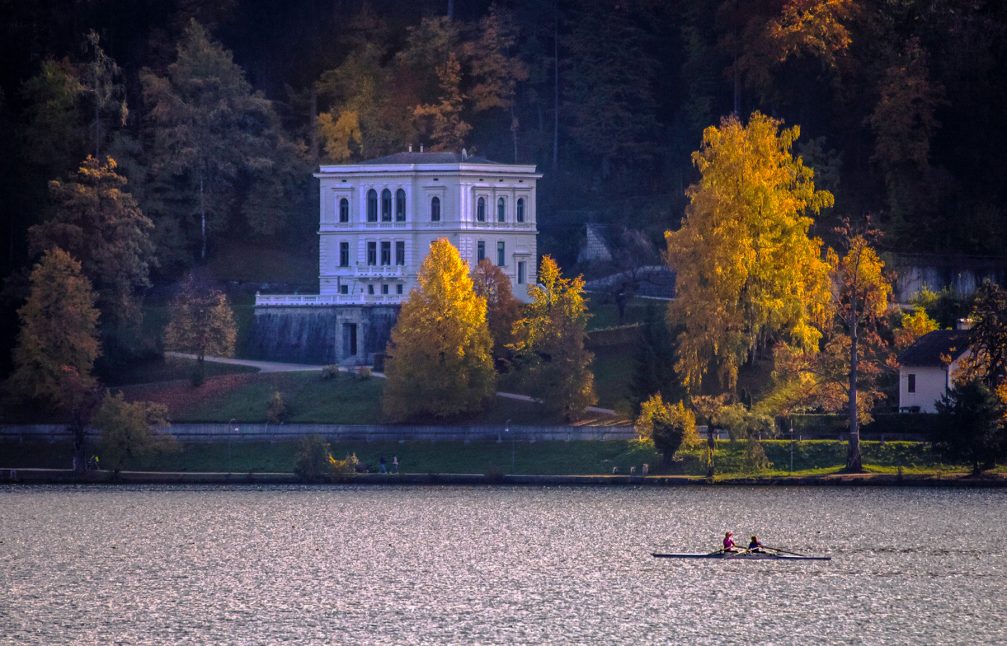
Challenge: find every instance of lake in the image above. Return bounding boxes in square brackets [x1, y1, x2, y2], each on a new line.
[2, 485, 1004, 644]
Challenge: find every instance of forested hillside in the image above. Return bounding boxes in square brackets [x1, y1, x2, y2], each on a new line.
[2, 0, 1006, 375]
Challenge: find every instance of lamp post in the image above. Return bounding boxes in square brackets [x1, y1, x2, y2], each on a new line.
[790, 422, 795, 473]
[505, 419, 514, 473]
[228, 418, 239, 473]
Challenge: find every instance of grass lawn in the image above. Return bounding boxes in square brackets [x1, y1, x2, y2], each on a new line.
[119, 370, 617, 426]
[4, 438, 975, 477]
[104, 357, 259, 387]
[586, 295, 654, 330]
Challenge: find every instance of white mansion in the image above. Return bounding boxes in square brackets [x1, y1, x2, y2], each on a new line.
[252, 151, 541, 364]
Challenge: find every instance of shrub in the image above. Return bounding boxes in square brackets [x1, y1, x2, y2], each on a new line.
[294, 435, 334, 481]
[328, 452, 359, 475]
[94, 392, 176, 474]
[742, 439, 772, 473]
[356, 366, 372, 380]
[321, 365, 341, 380]
[266, 390, 287, 423]
[635, 393, 698, 466]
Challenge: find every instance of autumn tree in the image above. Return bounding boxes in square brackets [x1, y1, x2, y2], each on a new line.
[142, 20, 304, 259]
[894, 308, 939, 351]
[30, 156, 154, 338]
[510, 256, 596, 420]
[163, 273, 237, 385]
[94, 392, 173, 475]
[472, 258, 521, 362]
[828, 229, 893, 471]
[413, 52, 471, 151]
[635, 394, 698, 467]
[665, 112, 833, 393]
[383, 239, 495, 421]
[7, 248, 100, 407]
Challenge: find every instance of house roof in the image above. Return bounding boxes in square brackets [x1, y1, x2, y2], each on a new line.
[898, 329, 972, 367]
[360, 151, 500, 165]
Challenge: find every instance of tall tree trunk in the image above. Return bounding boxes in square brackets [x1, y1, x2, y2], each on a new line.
[510, 103, 519, 162]
[846, 319, 862, 472]
[199, 173, 207, 260]
[309, 86, 319, 163]
[552, 0, 560, 171]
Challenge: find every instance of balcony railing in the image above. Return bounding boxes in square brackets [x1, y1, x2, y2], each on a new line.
[354, 264, 406, 278]
[255, 292, 405, 307]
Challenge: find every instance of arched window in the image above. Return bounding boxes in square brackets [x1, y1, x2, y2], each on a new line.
[339, 198, 349, 223]
[431, 196, 441, 222]
[477, 197, 486, 222]
[395, 189, 406, 221]
[516, 198, 525, 223]
[367, 190, 377, 222]
[381, 189, 392, 222]
[497, 197, 506, 222]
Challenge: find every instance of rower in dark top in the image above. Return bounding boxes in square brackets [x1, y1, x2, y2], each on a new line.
[723, 531, 737, 553]
[748, 535, 765, 553]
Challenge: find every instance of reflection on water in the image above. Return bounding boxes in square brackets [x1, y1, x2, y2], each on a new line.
[2, 485, 1004, 644]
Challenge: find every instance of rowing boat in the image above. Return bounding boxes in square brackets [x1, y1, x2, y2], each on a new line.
[652, 552, 831, 561]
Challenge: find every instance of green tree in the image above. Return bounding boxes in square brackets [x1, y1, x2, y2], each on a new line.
[383, 239, 495, 421]
[665, 112, 833, 393]
[934, 379, 1006, 476]
[7, 248, 100, 407]
[163, 273, 237, 385]
[631, 304, 683, 412]
[635, 394, 698, 467]
[266, 390, 288, 423]
[94, 392, 173, 475]
[80, 30, 128, 159]
[959, 281, 1007, 392]
[142, 20, 302, 259]
[472, 258, 521, 363]
[510, 256, 596, 420]
[30, 156, 154, 335]
[19, 58, 86, 176]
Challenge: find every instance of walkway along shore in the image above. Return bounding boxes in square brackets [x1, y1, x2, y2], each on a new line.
[2, 468, 1005, 487]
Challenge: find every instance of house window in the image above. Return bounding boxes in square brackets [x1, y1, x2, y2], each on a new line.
[381, 189, 392, 222]
[367, 241, 376, 266]
[908, 373, 916, 393]
[497, 241, 505, 267]
[339, 198, 349, 223]
[431, 196, 441, 222]
[518, 261, 526, 285]
[339, 242, 349, 267]
[395, 241, 405, 265]
[396, 189, 406, 221]
[367, 284, 374, 295]
[497, 197, 506, 222]
[396, 284, 403, 295]
[382, 283, 389, 295]
[339, 284, 348, 295]
[477, 197, 486, 222]
[367, 189, 377, 222]
[516, 198, 525, 223]
[477, 240, 485, 262]
[380, 241, 391, 265]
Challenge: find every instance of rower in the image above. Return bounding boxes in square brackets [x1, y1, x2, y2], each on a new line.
[748, 535, 765, 553]
[723, 531, 737, 553]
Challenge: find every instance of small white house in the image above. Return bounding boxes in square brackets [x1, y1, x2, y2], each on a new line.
[897, 330, 972, 413]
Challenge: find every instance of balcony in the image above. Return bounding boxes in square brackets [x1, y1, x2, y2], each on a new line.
[354, 264, 406, 278]
[255, 292, 405, 307]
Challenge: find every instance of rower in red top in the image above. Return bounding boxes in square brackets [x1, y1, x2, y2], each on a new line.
[723, 531, 737, 553]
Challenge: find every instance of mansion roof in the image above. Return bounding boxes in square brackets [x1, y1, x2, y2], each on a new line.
[359, 151, 500, 165]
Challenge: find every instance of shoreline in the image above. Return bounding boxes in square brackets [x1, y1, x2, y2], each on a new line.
[2, 468, 1005, 487]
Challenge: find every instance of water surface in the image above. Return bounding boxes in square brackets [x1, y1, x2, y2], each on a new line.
[2, 485, 1004, 644]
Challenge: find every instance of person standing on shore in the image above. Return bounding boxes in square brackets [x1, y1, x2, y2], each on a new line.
[392, 455, 399, 474]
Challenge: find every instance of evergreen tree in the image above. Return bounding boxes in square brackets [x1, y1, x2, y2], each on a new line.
[7, 248, 100, 407]
[383, 239, 495, 421]
[935, 379, 1006, 476]
[510, 256, 596, 420]
[630, 304, 683, 413]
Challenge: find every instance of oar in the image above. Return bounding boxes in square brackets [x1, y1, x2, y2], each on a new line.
[763, 545, 806, 557]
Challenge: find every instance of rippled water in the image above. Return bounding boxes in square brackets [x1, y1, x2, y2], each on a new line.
[2, 485, 1005, 644]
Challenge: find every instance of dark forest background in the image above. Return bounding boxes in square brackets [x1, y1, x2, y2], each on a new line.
[2, 0, 1007, 373]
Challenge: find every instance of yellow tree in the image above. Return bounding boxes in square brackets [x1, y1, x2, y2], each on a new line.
[665, 111, 833, 393]
[163, 273, 237, 385]
[383, 239, 494, 421]
[894, 308, 939, 351]
[8, 248, 101, 408]
[510, 256, 596, 420]
[828, 231, 893, 471]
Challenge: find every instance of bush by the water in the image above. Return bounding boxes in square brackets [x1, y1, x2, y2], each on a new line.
[293, 435, 357, 481]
